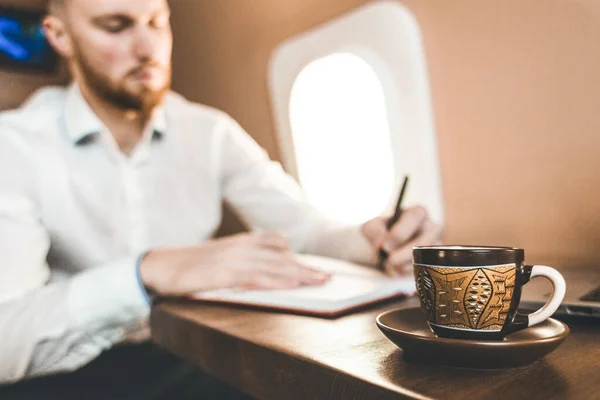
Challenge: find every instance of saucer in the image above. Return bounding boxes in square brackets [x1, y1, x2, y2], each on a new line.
[376, 307, 569, 369]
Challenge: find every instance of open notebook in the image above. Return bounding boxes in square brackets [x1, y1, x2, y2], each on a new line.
[190, 254, 416, 317]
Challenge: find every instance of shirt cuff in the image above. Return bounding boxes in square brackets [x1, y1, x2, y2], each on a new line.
[68, 256, 151, 331]
[135, 251, 153, 305]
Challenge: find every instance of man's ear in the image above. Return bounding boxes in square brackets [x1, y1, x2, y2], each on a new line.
[42, 15, 73, 58]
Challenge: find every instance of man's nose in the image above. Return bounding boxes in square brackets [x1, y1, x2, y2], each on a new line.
[133, 27, 155, 61]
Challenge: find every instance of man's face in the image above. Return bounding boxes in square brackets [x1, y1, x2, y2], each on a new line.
[61, 0, 173, 111]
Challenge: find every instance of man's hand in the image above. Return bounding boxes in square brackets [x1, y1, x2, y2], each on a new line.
[140, 232, 330, 296]
[361, 206, 443, 277]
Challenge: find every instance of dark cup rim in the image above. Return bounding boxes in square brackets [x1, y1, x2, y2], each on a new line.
[413, 245, 525, 267]
[413, 245, 522, 252]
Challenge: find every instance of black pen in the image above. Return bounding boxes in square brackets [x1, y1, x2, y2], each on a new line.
[377, 176, 409, 270]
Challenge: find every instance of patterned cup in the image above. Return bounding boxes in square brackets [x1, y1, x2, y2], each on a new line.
[413, 246, 566, 340]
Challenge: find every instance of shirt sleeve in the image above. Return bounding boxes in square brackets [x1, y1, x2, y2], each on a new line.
[0, 129, 149, 384]
[216, 115, 374, 265]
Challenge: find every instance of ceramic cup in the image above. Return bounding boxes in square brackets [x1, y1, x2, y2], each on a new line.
[413, 246, 566, 340]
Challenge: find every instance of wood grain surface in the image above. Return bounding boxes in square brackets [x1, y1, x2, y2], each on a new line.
[151, 297, 600, 400]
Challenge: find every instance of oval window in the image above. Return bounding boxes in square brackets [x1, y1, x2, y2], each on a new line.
[289, 52, 395, 224]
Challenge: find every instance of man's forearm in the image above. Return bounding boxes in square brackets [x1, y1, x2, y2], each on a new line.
[0, 257, 149, 384]
[304, 223, 376, 266]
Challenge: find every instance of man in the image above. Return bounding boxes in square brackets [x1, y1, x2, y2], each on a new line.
[0, 0, 442, 397]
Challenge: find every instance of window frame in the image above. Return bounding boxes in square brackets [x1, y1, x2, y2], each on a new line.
[267, 0, 444, 223]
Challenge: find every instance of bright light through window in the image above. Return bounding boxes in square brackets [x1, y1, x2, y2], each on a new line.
[289, 52, 395, 224]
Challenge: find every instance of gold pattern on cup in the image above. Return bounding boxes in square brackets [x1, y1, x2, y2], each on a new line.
[414, 264, 517, 331]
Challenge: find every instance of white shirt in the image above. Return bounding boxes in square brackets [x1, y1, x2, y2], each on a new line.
[0, 85, 371, 383]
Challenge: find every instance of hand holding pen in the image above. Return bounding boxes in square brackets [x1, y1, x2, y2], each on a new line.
[361, 176, 443, 277]
[377, 176, 410, 269]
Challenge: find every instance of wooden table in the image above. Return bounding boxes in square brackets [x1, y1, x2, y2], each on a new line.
[151, 297, 600, 400]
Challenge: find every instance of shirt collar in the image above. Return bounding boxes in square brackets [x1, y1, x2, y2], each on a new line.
[151, 106, 167, 140]
[64, 83, 168, 145]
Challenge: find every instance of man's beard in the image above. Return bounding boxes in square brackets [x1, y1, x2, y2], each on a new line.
[75, 50, 171, 114]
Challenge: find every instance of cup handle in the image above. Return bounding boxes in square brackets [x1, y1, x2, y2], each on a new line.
[522, 265, 567, 327]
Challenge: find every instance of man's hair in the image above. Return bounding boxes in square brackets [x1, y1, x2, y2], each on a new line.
[47, 0, 66, 15]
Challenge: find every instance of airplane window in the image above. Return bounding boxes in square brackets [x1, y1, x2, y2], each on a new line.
[289, 52, 394, 224]
[269, 1, 444, 225]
